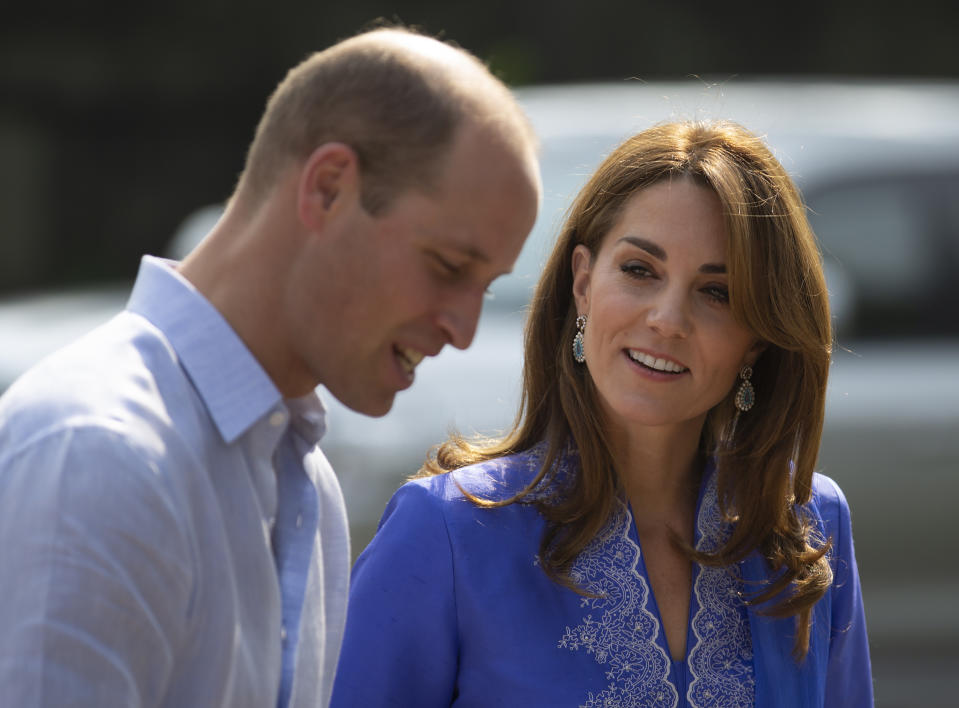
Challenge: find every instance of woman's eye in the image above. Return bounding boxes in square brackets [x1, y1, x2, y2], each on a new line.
[703, 285, 730, 304]
[620, 262, 653, 278]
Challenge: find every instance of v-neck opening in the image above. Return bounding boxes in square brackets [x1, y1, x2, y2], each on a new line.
[557, 450, 756, 707]
[625, 466, 711, 665]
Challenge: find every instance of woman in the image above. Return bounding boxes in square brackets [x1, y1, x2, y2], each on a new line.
[331, 121, 873, 707]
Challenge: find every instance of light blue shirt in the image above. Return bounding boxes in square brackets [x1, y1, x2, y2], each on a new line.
[0, 256, 350, 707]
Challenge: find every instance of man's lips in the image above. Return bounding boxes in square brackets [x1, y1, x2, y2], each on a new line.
[395, 346, 426, 378]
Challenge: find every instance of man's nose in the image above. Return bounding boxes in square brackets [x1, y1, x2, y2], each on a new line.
[436, 288, 485, 350]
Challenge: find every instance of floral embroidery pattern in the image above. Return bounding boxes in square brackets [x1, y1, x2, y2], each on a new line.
[558, 466, 755, 708]
[558, 499, 677, 708]
[687, 473, 755, 706]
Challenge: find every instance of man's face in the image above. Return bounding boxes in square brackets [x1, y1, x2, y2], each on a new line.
[285, 125, 540, 416]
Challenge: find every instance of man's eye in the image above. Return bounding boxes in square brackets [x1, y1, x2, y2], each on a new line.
[432, 253, 462, 276]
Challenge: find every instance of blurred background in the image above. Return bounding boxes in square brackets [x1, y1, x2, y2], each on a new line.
[2, 2, 958, 706]
[3, 0, 959, 295]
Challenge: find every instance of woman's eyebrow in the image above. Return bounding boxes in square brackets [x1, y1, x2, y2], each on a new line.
[618, 235, 726, 273]
[618, 236, 666, 260]
[700, 263, 726, 274]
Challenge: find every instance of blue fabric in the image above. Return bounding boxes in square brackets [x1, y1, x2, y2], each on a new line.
[744, 475, 874, 707]
[272, 415, 321, 708]
[0, 257, 350, 708]
[332, 446, 873, 707]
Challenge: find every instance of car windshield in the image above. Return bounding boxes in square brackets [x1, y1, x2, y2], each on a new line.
[808, 170, 959, 340]
[486, 134, 618, 310]
[487, 129, 959, 345]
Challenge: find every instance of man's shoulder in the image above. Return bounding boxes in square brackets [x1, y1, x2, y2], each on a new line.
[0, 312, 194, 456]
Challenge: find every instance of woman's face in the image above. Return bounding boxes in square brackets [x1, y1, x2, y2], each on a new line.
[571, 177, 764, 433]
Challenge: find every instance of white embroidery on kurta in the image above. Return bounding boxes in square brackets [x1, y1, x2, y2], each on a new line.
[558, 469, 755, 708]
[687, 473, 755, 707]
[558, 499, 678, 708]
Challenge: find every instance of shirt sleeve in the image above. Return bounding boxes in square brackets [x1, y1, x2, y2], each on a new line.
[331, 480, 459, 707]
[0, 424, 193, 708]
[819, 476, 875, 707]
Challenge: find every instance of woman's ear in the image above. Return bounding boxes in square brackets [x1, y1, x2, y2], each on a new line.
[296, 142, 360, 231]
[745, 339, 768, 367]
[571, 244, 593, 316]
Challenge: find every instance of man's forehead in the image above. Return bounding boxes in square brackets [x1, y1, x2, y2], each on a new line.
[426, 230, 521, 277]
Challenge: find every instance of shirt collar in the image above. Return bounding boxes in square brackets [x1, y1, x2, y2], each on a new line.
[126, 255, 287, 444]
[286, 391, 328, 446]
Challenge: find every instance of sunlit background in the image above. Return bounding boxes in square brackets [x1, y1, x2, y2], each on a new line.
[2, 3, 958, 705]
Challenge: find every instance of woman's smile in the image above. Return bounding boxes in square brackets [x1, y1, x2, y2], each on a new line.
[625, 349, 689, 374]
[572, 177, 765, 431]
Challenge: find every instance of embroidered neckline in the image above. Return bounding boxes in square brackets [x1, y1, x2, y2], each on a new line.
[687, 472, 755, 706]
[557, 465, 755, 708]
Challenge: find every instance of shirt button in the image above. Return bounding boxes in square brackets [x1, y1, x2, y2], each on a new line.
[295, 514, 303, 529]
[269, 411, 286, 427]
[281, 625, 288, 642]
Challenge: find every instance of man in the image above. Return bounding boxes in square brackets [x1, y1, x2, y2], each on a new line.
[0, 27, 539, 707]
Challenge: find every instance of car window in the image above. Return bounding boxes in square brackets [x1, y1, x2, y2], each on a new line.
[487, 135, 619, 310]
[489, 138, 959, 345]
[808, 171, 959, 340]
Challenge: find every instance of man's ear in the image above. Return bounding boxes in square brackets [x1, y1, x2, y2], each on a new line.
[571, 244, 593, 316]
[296, 143, 360, 232]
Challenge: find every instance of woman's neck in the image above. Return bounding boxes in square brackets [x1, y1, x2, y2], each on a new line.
[607, 417, 705, 522]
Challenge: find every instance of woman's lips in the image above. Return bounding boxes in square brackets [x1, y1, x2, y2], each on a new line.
[626, 349, 688, 373]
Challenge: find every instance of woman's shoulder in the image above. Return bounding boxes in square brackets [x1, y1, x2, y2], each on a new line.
[405, 441, 577, 506]
[805, 472, 858, 570]
[368, 444, 566, 551]
[808, 472, 851, 522]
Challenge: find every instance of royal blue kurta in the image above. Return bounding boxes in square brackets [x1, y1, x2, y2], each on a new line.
[331, 446, 872, 707]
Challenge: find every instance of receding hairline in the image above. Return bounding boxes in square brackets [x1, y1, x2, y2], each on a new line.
[338, 31, 540, 200]
[340, 27, 485, 73]
[340, 28, 535, 141]
[235, 26, 536, 209]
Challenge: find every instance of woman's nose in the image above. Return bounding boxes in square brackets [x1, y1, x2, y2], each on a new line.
[645, 288, 691, 338]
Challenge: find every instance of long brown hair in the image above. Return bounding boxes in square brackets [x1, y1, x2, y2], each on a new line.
[419, 120, 834, 658]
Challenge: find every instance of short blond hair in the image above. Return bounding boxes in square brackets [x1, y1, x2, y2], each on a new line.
[238, 27, 532, 214]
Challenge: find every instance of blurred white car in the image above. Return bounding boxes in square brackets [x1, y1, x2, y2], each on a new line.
[2, 80, 958, 703]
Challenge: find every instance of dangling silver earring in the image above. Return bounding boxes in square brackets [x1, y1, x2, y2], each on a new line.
[734, 365, 755, 412]
[572, 315, 587, 363]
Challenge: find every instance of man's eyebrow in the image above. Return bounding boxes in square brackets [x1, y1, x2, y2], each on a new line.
[447, 242, 490, 263]
[618, 235, 726, 274]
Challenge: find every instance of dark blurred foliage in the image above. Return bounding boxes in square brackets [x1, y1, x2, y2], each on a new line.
[1, 0, 957, 293]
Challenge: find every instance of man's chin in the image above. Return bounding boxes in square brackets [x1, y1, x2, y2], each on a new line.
[362, 401, 394, 418]
[338, 391, 397, 419]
